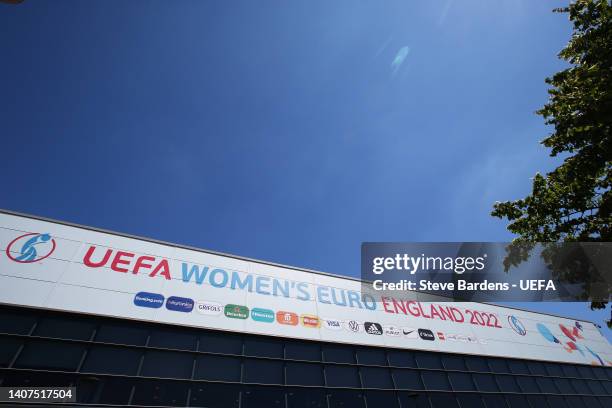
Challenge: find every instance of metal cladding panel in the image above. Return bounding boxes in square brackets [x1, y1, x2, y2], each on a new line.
[0, 211, 610, 367]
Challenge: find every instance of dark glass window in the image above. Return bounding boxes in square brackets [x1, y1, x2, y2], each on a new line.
[365, 390, 399, 407]
[356, 347, 387, 366]
[388, 350, 417, 368]
[132, 380, 188, 406]
[506, 394, 529, 408]
[361, 366, 393, 389]
[443, 354, 467, 371]
[199, 331, 242, 355]
[325, 365, 361, 387]
[553, 377, 576, 394]
[561, 364, 580, 378]
[496, 375, 520, 392]
[526, 395, 550, 408]
[465, 356, 490, 372]
[1, 370, 73, 387]
[597, 396, 612, 407]
[527, 360, 547, 376]
[489, 358, 510, 373]
[577, 365, 595, 379]
[328, 389, 365, 408]
[0, 337, 21, 367]
[323, 344, 355, 364]
[546, 395, 570, 408]
[473, 373, 499, 392]
[286, 362, 323, 386]
[33, 316, 96, 341]
[244, 337, 283, 358]
[415, 352, 443, 369]
[81, 345, 141, 375]
[398, 392, 430, 408]
[458, 393, 486, 408]
[508, 359, 529, 374]
[95, 321, 149, 346]
[591, 367, 607, 380]
[517, 376, 539, 393]
[148, 328, 196, 351]
[14, 339, 85, 371]
[242, 386, 285, 408]
[564, 396, 588, 408]
[0, 308, 37, 334]
[243, 358, 283, 384]
[448, 372, 476, 391]
[140, 350, 193, 379]
[285, 341, 320, 361]
[602, 380, 612, 394]
[421, 371, 451, 390]
[586, 380, 606, 395]
[572, 378, 591, 394]
[536, 377, 559, 394]
[286, 388, 327, 408]
[430, 393, 460, 408]
[189, 383, 240, 408]
[75, 376, 134, 405]
[194, 355, 241, 382]
[482, 394, 508, 408]
[545, 362, 563, 377]
[392, 369, 424, 390]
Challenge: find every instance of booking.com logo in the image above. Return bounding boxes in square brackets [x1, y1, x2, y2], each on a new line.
[6, 232, 56, 263]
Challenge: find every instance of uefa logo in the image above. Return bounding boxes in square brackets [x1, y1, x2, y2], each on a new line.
[508, 315, 527, 336]
[6, 232, 56, 263]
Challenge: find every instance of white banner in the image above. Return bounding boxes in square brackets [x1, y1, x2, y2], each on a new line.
[0, 211, 610, 367]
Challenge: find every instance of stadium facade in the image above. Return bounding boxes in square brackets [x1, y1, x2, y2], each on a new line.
[0, 210, 611, 407]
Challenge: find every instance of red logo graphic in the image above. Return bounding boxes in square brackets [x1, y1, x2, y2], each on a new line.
[276, 311, 298, 326]
[6, 233, 56, 263]
[437, 332, 445, 340]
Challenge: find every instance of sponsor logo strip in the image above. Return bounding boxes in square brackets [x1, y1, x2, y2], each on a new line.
[166, 296, 194, 312]
[225, 304, 249, 319]
[133, 292, 164, 309]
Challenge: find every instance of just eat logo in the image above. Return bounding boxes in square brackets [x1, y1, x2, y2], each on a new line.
[83, 246, 171, 280]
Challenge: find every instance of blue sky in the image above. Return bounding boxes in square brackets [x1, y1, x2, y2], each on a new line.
[1, 1, 609, 339]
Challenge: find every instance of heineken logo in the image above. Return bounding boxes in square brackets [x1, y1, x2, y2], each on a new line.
[224, 304, 249, 319]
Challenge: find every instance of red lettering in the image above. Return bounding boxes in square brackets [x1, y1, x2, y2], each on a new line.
[450, 307, 464, 323]
[381, 297, 394, 313]
[418, 302, 431, 319]
[430, 304, 443, 320]
[111, 251, 134, 273]
[407, 301, 421, 317]
[392, 298, 407, 315]
[133, 256, 155, 275]
[150, 259, 171, 280]
[83, 246, 112, 268]
[439, 305, 455, 321]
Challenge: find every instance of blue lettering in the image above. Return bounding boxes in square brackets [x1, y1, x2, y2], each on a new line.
[317, 286, 331, 304]
[210, 268, 228, 288]
[362, 294, 377, 310]
[296, 282, 310, 301]
[256, 276, 271, 295]
[331, 288, 347, 307]
[181, 263, 209, 284]
[231, 272, 253, 291]
[347, 290, 363, 309]
[272, 279, 290, 298]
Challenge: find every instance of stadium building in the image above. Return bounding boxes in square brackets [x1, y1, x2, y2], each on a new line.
[0, 210, 611, 407]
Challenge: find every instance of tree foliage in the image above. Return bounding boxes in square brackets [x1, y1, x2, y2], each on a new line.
[491, 0, 611, 325]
